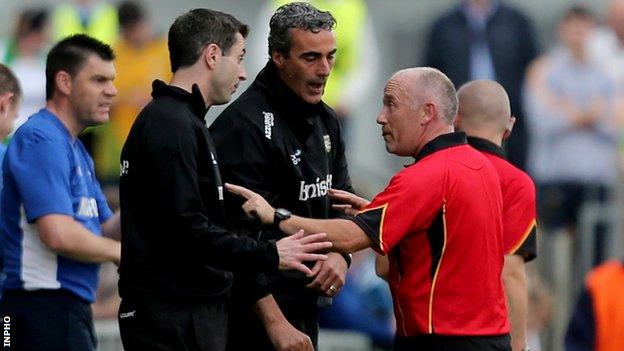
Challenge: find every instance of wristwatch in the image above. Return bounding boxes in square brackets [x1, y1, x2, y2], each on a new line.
[273, 208, 292, 230]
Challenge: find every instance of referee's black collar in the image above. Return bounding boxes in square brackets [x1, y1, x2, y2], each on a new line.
[414, 132, 468, 163]
[467, 136, 506, 159]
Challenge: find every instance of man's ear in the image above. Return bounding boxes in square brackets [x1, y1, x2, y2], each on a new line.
[204, 43, 221, 70]
[271, 50, 286, 69]
[0, 92, 12, 117]
[55, 71, 72, 96]
[503, 116, 517, 140]
[420, 102, 436, 125]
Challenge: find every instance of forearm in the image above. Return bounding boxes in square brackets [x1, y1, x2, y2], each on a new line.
[278, 216, 372, 254]
[101, 211, 121, 240]
[38, 215, 120, 264]
[503, 255, 528, 351]
[254, 295, 289, 329]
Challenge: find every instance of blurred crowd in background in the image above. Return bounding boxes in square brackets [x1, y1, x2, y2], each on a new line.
[1, 0, 624, 350]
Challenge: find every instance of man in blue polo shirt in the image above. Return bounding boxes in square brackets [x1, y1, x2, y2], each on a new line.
[0, 34, 120, 351]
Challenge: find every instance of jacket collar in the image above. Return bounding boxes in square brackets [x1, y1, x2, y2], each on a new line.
[467, 136, 506, 159]
[414, 132, 468, 163]
[253, 60, 325, 128]
[151, 79, 208, 119]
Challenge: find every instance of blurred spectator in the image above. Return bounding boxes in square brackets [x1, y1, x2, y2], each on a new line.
[93, 0, 170, 183]
[588, 0, 624, 127]
[0, 64, 22, 298]
[52, 0, 118, 45]
[525, 6, 617, 265]
[565, 259, 624, 351]
[251, 0, 379, 143]
[423, 0, 538, 171]
[526, 266, 553, 351]
[0, 8, 49, 130]
[319, 250, 394, 349]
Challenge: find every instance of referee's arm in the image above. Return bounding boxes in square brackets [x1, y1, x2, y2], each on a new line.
[227, 183, 374, 253]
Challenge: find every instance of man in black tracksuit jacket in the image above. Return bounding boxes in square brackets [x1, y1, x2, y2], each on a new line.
[210, 4, 353, 350]
[117, 9, 331, 351]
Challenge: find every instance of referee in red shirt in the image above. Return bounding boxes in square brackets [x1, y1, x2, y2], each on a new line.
[455, 80, 537, 351]
[228, 67, 512, 350]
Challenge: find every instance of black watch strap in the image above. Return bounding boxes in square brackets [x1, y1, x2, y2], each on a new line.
[273, 208, 291, 231]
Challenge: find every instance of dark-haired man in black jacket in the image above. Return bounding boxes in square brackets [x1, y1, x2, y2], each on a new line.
[118, 8, 331, 351]
[210, 3, 353, 351]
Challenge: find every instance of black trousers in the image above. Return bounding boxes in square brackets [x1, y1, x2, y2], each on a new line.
[395, 334, 511, 351]
[118, 297, 228, 351]
[0, 289, 97, 351]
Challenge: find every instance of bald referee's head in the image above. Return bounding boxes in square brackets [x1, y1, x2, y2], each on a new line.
[455, 80, 515, 146]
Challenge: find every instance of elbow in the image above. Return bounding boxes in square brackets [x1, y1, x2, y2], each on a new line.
[375, 262, 389, 281]
[40, 228, 69, 253]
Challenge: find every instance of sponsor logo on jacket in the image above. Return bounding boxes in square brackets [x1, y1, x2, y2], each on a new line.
[263, 111, 274, 139]
[120, 160, 129, 176]
[323, 135, 331, 153]
[299, 175, 333, 201]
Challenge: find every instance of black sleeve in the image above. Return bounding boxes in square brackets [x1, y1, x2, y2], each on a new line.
[513, 224, 537, 262]
[565, 287, 595, 351]
[517, 11, 539, 70]
[327, 117, 354, 267]
[151, 113, 279, 274]
[331, 118, 354, 194]
[211, 111, 278, 302]
[423, 19, 443, 68]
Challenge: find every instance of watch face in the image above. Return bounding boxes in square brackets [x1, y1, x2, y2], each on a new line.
[275, 208, 291, 219]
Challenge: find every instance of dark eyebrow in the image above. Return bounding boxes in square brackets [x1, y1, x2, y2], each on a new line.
[92, 74, 113, 81]
[300, 51, 322, 58]
[300, 48, 337, 59]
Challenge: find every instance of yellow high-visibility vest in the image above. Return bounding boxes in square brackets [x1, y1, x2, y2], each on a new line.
[52, 2, 119, 45]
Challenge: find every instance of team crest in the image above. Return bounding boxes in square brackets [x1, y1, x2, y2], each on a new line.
[323, 135, 331, 153]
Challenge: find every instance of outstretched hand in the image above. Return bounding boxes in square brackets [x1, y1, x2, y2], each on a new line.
[328, 188, 370, 216]
[226, 183, 275, 225]
[226, 183, 333, 276]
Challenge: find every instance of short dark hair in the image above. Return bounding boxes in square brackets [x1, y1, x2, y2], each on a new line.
[0, 63, 22, 101]
[168, 8, 248, 72]
[268, 2, 336, 57]
[45, 34, 115, 100]
[562, 5, 595, 22]
[14, 8, 48, 39]
[118, 1, 145, 29]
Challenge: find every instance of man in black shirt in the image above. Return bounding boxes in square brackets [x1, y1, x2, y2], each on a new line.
[210, 3, 353, 350]
[118, 9, 331, 351]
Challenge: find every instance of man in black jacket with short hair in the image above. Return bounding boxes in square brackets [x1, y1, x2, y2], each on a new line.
[118, 8, 331, 351]
[210, 3, 353, 351]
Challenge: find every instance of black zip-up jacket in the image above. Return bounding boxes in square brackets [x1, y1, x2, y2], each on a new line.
[210, 62, 354, 307]
[118, 80, 279, 300]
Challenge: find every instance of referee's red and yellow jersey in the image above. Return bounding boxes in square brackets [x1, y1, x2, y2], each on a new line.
[467, 137, 537, 262]
[351, 132, 510, 337]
